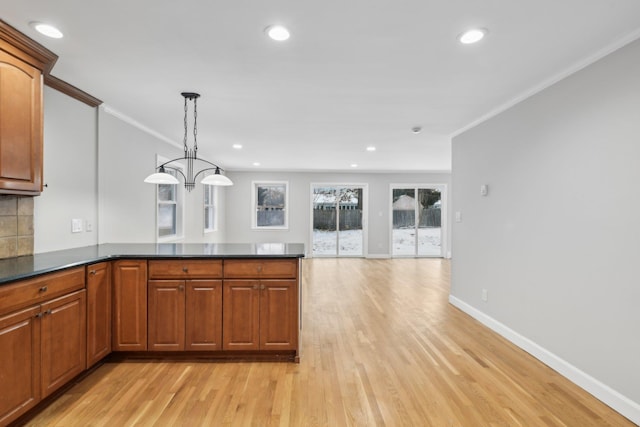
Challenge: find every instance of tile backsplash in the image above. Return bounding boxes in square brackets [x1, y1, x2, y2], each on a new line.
[0, 195, 34, 258]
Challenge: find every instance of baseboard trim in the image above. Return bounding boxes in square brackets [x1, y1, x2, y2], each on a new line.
[366, 254, 391, 259]
[448, 295, 640, 425]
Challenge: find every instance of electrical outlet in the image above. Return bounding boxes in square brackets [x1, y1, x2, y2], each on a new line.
[481, 289, 488, 302]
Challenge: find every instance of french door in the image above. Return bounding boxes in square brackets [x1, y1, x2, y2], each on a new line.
[311, 185, 366, 257]
[391, 185, 444, 257]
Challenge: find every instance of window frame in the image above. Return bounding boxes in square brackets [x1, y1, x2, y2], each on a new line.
[251, 180, 289, 230]
[156, 155, 185, 242]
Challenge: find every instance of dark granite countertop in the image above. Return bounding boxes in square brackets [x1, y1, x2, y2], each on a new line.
[0, 243, 306, 285]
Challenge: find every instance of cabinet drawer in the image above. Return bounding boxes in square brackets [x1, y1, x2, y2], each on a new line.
[148, 260, 223, 279]
[0, 267, 85, 315]
[224, 259, 298, 279]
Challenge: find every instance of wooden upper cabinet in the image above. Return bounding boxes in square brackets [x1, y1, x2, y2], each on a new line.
[0, 21, 56, 196]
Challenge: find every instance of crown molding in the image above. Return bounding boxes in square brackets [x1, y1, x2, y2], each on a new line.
[44, 74, 102, 107]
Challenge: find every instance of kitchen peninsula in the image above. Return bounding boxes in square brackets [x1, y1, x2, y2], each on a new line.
[0, 243, 304, 426]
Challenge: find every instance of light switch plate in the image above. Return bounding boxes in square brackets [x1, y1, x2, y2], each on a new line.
[71, 218, 83, 233]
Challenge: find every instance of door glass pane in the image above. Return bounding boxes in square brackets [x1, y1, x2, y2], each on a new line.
[417, 188, 442, 256]
[312, 187, 337, 255]
[392, 188, 416, 256]
[338, 188, 363, 256]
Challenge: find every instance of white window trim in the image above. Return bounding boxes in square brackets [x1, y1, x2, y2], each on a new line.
[156, 154, 185, 243]
[251, 180, 289, 230]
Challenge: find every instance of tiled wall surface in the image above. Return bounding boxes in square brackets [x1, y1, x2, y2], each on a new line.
[0, 195, 34, 259]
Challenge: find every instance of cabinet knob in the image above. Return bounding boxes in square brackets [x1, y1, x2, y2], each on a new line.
[252, 284, 259, 290]
[179, 285, 184, 291]
[39, 286, 48, 293]
[44, 309, 52, 316]
[182, 267, 189, 273]
[260, 284, 265, 290]
[89, 270, 97, 275]
[35, 312, 43, 318]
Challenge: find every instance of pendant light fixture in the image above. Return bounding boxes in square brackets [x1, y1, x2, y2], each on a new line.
[144, 92, 233, 191]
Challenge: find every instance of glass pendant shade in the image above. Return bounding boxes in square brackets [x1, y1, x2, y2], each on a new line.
[144, 171, 179, 184]
[201, 172, 233, 186]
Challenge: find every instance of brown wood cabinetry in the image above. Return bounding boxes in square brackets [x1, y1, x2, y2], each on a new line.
[0, 267, 85, 426]
[223, 259, 299, 352]
[86, 262, 111, 367]
[148, 260, 222, 351]
[40, 290, 86, 398]
[0, 305, 40, 425]
[112, 260, 147, 351]
[0, 22, 56, 196]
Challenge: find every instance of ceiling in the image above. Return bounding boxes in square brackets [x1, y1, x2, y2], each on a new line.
[3, 1, 640, 172]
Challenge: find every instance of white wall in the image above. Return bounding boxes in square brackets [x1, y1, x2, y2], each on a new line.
[34, 87, 98, 253]
[225, 171, 451, 257]
[451, 39, 640, 422]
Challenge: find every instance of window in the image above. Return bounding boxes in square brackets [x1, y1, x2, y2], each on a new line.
[204, 184, 216, 232]
[252, 181, 288, 229]
[156, 157, 184, 241]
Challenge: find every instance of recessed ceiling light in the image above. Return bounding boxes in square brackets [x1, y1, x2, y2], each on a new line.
[232, 144, 243, 149]
[265, 25, 290, 41]
[350, 163, 358, 168]
[412, 126, 422, 134]
[253, 162, 261, 167]
[30, 22, 64, 39]
[458, 28, 487, 44]
[366, 146, 376, 152]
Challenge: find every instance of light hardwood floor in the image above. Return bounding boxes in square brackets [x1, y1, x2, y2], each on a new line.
[25, 259, 634, 426]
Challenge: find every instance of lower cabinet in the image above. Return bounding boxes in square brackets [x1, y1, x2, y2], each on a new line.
[222, 280, 298, 351]
[86, 262, 111, 368]
[0, 289, 86, 425]
[112, 260, 147, 351]
[0, 305, 40, 425]
[148, 280, 222, 351]
[40, 290, 87, 398]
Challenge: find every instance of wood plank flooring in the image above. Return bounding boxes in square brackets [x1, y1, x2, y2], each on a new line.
[24, 258, 634, 426]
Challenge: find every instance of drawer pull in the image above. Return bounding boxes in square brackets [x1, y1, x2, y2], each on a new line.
[257, 265, 263, 273]
[39, 286, 48, 293]
[182, 267, 189, 273]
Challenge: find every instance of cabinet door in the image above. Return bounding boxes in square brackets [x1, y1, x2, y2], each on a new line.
[259, 280, 298, 350]
[222, 280, 260, 350]
[148, 280, 185, 351]
[0, 49, 43, 195]
[40, 290, 86, 399]
[112, 260, 147, 351]
[185, 280, 222, 351]
[0, 305, 40, 425]
[86, 262, 111, 367]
